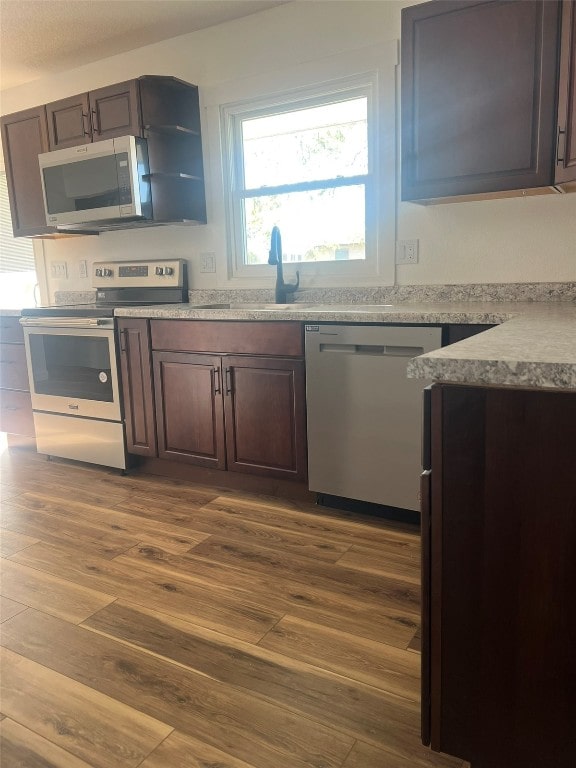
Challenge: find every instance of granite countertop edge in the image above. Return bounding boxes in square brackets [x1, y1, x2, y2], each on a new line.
[115, 301, 576, 392]
[4, 301, 574, 391]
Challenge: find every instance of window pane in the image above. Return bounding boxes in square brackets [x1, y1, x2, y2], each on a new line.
[244, 185, 365, 265]
[0, 173, 35, 272]
[0, 172, 37, 309]
[242, 98, 367, 188]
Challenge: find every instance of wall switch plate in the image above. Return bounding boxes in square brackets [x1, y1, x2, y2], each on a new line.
[50, 261, 68, 279]
[78, 260, 88, 279]
[396, 239, 419, 265]
[200, 252, 216, 273]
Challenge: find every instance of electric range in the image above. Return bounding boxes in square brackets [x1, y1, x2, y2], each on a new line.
[20, 258, 188, 470]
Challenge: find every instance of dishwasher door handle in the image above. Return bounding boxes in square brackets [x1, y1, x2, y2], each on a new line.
[319, 343, 423, 357]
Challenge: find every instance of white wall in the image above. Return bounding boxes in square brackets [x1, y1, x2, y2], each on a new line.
[2, 0, 575, 300]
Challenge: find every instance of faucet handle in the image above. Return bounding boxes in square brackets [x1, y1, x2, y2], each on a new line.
[283, 270, 300, 294]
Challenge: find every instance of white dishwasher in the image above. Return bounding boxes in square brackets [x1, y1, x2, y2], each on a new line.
[305, 324, 442, 511]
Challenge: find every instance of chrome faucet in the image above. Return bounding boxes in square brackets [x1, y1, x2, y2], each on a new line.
[268, 226, 299, 304]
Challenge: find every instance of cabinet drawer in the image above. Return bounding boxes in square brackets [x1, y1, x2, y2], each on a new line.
[0, 343, 30, 390]
[151, 320, 304, 357]
[0, 389, 34, 436]
[0, 316, 24, 343]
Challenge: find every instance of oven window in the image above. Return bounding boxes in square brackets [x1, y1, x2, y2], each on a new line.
[29, 334, 114, 402]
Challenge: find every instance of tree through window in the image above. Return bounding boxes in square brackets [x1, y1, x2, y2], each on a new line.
[227, 91, 370, 267]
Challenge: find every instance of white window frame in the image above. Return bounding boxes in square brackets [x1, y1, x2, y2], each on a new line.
[204, 43, 398, 287]
[223, 79, 374, 276]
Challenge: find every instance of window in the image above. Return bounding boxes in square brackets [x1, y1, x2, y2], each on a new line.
[0, 172, 38, 308]
[208, 43, 398, 285]
[230, 90, 370, 266]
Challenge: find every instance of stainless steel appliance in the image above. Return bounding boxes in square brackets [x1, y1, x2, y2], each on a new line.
[21, 258, 187, 469]
[305, 324, 442, 511]
[38, 135, 152, 229]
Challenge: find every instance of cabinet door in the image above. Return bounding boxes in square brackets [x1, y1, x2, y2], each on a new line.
[223, 356, 307, 481]
[153, 351, 225, 469]
[118, 319, 157, 457]
[555, 0, 576, 184]
[89, 80, 142, 142]
[429, 384, 576, 767]
[0, 106, 55, 236]
[0, 390, 34, 437]
[0, 343, 29, 391]
[401, 0, 561, 200]
[46, 93, 91, 150]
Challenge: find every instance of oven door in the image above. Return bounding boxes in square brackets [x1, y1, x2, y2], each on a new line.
[21, 320, 121, 421]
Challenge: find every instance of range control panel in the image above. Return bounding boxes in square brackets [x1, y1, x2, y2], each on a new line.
[92, 259, 186, 289]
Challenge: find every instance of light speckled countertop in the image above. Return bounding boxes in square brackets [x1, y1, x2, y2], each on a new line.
[115, 300, 576, 392]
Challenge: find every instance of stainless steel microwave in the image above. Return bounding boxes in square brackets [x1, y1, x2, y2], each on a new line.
[38, 135, 152, 228]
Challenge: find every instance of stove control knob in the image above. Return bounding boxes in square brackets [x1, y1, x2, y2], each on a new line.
[103, 268, 113, 277]
[95, 268, 103, 277]
[164, 267, 174, 276]
[156, 267, 164, 276]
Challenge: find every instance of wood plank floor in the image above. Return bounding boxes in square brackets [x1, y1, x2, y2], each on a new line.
[0, 437, 467, 768]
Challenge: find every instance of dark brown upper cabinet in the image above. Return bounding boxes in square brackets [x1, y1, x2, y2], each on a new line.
[1, 75, 206, 236]
[46, 80, 141, 150]
[401, 0, 575, 202]
[556, 0, 576, 186]
[0, 106, 57, 237]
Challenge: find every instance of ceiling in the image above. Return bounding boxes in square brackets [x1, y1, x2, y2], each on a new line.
[0, 0, 292, 90]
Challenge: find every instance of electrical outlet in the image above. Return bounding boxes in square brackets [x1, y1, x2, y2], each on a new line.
[396, 240, 419, 265]
[50, 261, 68, 279]
[78, 260, 88, 279]
[200, 252, 216, 273]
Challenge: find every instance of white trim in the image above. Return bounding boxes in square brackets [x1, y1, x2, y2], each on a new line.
[203, 42, 398, 287]
[33, 239, 50, 307]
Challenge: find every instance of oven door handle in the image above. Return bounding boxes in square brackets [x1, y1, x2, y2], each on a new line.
[19, 317, 113, 328]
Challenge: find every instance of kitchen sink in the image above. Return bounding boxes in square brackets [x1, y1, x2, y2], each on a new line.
[189, 303, 394, 311]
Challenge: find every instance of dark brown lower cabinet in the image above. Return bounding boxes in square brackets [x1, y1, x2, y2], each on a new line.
[118, 319, 156, 456]
[424, 384, 576, 768]
[152, 351, 306, 481]
[0, 316, 35, 437]
[119, 319, 307, 483]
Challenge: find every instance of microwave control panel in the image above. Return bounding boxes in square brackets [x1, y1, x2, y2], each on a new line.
[93, 259, 186, 289]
